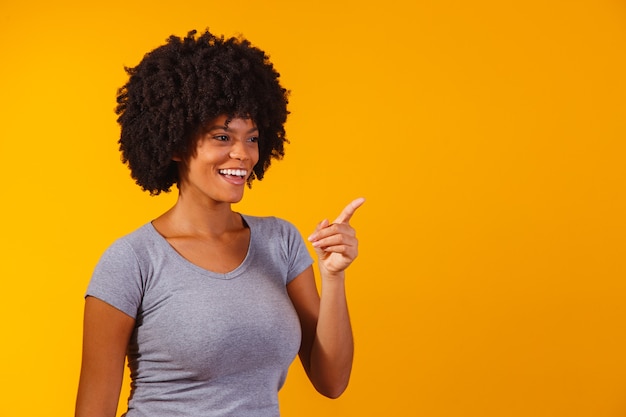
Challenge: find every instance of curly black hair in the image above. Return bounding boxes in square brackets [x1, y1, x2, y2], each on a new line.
[115, 29, 290, 195]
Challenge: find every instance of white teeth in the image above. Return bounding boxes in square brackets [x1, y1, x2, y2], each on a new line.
[219, 169, 247, 177]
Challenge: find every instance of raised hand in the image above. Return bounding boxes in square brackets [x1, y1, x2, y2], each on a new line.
[308, 197, 365, 275]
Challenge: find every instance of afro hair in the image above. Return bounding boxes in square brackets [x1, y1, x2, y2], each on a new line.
[115, 29, 290, 195]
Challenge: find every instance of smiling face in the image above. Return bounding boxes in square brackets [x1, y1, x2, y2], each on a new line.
[176, 115, 260, 206]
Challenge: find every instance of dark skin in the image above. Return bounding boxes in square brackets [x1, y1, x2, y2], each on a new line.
[75, 116, 364, 416]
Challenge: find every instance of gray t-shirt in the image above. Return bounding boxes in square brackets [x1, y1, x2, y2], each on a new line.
[86, 214, 314, 417]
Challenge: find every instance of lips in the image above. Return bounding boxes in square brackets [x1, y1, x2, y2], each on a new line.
[218, 168, 248, 186]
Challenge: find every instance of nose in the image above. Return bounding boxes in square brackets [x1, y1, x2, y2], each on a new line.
[229, 139, 251, 161]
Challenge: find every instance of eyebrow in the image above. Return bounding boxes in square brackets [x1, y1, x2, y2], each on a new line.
[207, 125, 259, 134]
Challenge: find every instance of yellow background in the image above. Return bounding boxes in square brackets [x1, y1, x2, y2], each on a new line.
[1, 1, 625, 416]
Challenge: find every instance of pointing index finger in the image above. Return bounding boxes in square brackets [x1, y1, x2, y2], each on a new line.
[333, 197, 366, 224]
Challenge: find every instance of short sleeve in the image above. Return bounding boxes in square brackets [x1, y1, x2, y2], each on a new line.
[283, 220, 314, 283]
[86, 239, 144, 319]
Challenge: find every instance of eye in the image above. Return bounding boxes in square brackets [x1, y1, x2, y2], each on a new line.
[213, 134, 229, 142]
[248, 136, 259, 143]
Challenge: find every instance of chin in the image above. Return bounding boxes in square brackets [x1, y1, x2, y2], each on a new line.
[225, 192, 246, 204]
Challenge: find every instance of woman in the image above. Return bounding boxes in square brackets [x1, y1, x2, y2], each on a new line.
[75, 29, 364, 417]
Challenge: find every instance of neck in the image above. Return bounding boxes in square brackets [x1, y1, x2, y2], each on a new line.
[158, 193, 243, 238]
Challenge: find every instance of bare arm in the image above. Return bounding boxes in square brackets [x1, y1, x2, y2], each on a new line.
[75, 296, 135, 417]
[288, 267, 353, 398]
[288, 197, 365, 398]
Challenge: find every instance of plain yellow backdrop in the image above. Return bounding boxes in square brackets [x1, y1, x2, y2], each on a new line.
[1, 1, 625, 416]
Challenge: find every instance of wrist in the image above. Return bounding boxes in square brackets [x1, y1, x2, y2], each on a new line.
[319, 268, 346, 283]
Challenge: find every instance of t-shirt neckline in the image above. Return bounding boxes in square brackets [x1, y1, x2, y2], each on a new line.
[146, 214, 254, 280]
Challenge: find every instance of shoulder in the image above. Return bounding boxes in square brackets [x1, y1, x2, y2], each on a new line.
[88, 224, 157, 317]
[243, 214, 312, 261]
[117, 222, 158, 247]
[242, 214, 303, 238]
[97, 223, 158, 266]
[242, 214, 313, 282]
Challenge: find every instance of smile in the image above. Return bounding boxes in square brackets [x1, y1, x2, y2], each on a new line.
[219, 169, 248, 178]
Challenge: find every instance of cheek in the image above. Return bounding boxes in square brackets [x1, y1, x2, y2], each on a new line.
[199, 147, 230, 163]
[251, 146, 260, 165]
